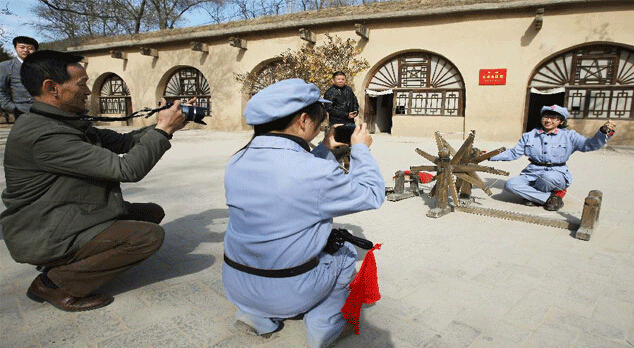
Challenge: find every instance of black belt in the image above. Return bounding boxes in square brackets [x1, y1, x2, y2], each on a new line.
[224, 254, 319, 278]
[529, 159, 566, 167]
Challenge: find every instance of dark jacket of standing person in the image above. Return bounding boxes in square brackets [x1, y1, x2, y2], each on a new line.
[324, 73, 359, 126]
[0, 36, 39, 116]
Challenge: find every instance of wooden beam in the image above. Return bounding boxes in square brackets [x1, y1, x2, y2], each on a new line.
[140, 47, 158, 57]
[299, 28, 316, 44]
[110, 51, 127, 60]
[190, 42, 209, 53]
[535, 8, 544, 30]
[355, 24, 369, 40]
[228, 37, 247, 50]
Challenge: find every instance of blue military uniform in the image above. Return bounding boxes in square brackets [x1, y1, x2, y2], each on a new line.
[223, 79, 385, 348]
[490, 106, 612, 204]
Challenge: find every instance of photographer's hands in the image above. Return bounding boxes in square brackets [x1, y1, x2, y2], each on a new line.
[322, 123, 373, 150]
[351, 123, 372, 147]
[155, 98, 192, 135]
[323, 124, 346, 150]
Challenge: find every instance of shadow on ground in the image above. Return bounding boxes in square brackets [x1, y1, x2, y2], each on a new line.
[99, 209, 227, 296]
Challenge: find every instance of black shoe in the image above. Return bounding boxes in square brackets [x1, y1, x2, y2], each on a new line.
[544, 195, 564, 211]
[522, 199, 540, 206]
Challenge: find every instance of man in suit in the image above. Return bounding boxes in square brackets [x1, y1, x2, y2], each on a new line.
[0, 36, 39, 119]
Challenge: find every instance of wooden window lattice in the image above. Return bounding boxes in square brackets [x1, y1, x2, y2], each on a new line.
[249, 60, 284, 96]
[99, 74, 130, 114]
[530, 45, 634, 119]
[164, 68, 211, 115]
[369, 53, 464, 117]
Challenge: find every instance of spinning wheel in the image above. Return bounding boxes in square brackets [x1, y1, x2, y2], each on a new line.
[409, 131, 509, 217]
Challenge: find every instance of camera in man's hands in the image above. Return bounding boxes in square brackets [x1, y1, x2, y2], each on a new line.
[165, 103, 209, 125]
[334, 125, 356, 144]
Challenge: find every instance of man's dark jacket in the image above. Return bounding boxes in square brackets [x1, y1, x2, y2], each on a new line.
[323, 85, 359, 125]
[1, 101, 171, 264]
[0, 57, 34, 114]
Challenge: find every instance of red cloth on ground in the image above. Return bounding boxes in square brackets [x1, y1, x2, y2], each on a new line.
[341, 244, 382, 334]
[418, 172, 434, 183]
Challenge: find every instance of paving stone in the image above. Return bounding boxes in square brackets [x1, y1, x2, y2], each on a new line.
[421, 320, 481, 348]
[565, 274, 613, 304]
[548, 307, 624, 340]
[0, 296, 24, 331]
[96, 321, 190, 348]
[592, 296, 634, 334]
[407, 300, 465, 333]
[1, 130, 633, 348]
[520, 319, 578, 348]
[571, 331, 634, 348]
[171, 311, 231, 346]
[76, 310, 127, 342]
[465, 320, 531, 348]
[374, 313, 437, 346]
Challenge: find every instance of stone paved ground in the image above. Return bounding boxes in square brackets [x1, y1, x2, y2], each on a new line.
[1, 128, 633, 348]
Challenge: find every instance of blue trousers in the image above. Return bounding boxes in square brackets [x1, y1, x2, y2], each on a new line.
[230, 243, 357, 348]
[504, 171, 567, 204]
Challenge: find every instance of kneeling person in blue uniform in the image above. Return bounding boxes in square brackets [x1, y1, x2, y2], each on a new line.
[223, 79, 385, 348]
[489, 105, 616, 211]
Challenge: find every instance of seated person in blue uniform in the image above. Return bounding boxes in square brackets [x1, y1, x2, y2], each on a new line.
[489, 105, 616, 211]
[222, 79, 385, 348]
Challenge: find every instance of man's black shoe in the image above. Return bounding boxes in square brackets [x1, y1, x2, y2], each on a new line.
[544, 195, 564, 211]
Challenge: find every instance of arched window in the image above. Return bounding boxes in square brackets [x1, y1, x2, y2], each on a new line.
[99, 74, 131, 114]
[248, 59, 284, 97]
[529, 45, 634, 119]
[367, 52, 465, 117]
[163, 68, 211, 115]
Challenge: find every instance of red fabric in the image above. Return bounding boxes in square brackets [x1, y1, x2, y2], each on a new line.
[391, 171, 433, 184]
[341, 244, 382, 335]
[418, 172, 434, 183]
[555, 189, 567, 198]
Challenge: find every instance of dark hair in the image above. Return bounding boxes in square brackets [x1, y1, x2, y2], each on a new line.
[541, 110, 568, 128]
[13, 36, 39, 50]
[253, 102, 327, 135]
[21, 50, 84, 97]
[332, 71, 346, 78]
[236, 102, 328, 156]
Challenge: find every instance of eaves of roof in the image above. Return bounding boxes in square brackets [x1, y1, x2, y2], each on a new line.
[66, 0, 630, 53]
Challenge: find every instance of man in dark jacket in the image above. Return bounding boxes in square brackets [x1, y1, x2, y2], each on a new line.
[323, 71, 359, 126]
[0, 36, 38, 119]
[0, 50, 188, 311]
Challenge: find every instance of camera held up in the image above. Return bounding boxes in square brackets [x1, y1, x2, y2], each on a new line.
[334, 124, 356, 144]
[165, 103, 209, 125]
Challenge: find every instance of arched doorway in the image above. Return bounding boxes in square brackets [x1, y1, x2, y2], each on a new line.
[99, 73, 131, 116]
[527, 44, 634, 132]
[163, 67, 211, 115]
[365, 52, 465, 133]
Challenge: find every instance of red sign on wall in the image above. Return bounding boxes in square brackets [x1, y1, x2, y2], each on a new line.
[479, 69, 507, 85]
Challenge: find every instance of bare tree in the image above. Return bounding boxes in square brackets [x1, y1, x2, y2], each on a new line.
[33, 0, 221, 45]
[1, 3, 16, 47]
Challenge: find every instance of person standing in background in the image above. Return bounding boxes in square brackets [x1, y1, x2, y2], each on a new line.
[0, 36, 39, 119]
[324, 71, 359, 126]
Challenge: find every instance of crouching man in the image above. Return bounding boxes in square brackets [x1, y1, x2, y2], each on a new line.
[0, 50, 188, 311]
